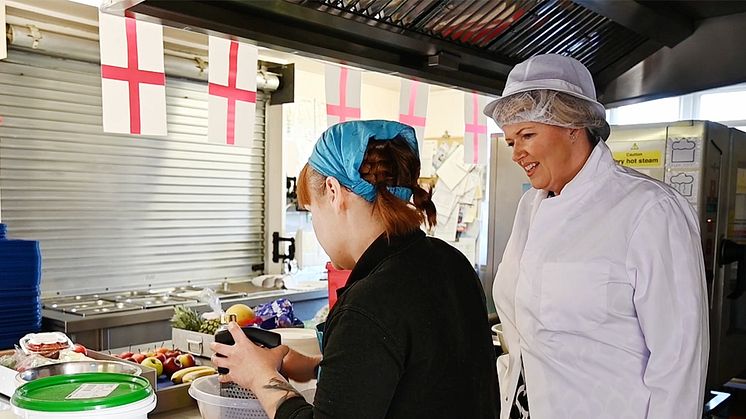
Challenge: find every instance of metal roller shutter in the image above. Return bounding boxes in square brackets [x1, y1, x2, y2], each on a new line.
[0, 48, 267, 295]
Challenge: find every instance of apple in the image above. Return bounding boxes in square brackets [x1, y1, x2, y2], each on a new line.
[123, 357, 135, 363]
[145, 351, 157, 357]
[154, 353, 166, 363]
[141, 357, 164, 376]
[156, 347, 169, 354]
[119, 351, 134, 359]
[71, 344, 88, 356]
[131, 353, 147, 364]
[176, 353, 195, 368]
[165, 351, 180, 359]
[162, 357, 182, 377]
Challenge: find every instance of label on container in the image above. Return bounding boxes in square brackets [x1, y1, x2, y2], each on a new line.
[66, 384, 119, 399]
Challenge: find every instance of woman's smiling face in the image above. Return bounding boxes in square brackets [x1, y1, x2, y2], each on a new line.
[502, 122, 584, 194]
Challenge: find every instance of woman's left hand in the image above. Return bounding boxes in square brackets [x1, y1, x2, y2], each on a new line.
[210, 322, 290, 391]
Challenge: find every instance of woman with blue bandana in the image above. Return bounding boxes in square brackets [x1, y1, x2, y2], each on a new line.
[211, 120, 499, 419]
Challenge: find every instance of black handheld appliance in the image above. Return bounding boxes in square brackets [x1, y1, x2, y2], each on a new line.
[214, 326, 282, 374]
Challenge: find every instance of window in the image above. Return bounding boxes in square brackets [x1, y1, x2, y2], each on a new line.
[610, 97, 680, 125]
[698, 91, 746, 122]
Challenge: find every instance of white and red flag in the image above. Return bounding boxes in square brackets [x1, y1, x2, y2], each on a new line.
[463, 92, 490, 165]
[398, 79, 429, 150]
[208, 37, 258, 147]
[99, 12, 166, 135]
[1, 0, 7, 60]
[325, 64, 361, 127]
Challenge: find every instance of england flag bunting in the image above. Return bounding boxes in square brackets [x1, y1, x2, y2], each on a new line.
[325, 64, 361, 127]
[98, 12, 167, 135]
[208, 37, 258, 147]
[1, 0, 6, 60]
[463, 92, 490, 165]
[398, 79, 429, 153]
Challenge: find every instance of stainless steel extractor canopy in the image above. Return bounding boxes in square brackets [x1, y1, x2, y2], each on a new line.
[113, 0, 746, 107]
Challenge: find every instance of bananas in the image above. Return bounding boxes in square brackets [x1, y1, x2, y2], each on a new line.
[182, 368, 217, 383]
[171, 366, 216, 384]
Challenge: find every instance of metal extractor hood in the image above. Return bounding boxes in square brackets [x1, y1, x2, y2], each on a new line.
[118, 0, 746, 106]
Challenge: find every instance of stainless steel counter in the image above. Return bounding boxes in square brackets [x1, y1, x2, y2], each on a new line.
[43, 288, 327, 350]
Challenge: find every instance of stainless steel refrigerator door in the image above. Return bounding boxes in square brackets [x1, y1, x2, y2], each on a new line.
[711, 126, 746, 387]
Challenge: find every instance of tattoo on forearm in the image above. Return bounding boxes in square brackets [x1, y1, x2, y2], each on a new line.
[263, 377, 303, 408]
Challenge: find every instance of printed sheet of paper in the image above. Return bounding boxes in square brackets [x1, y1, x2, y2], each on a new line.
[420, 140, 437, 177]
[462, 203, 478, 223]
[434, 205, 458, 242]
[436, 145, 468, 189]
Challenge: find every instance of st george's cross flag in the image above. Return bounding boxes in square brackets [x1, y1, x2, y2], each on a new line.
[1, 0, 7, 60]
[398, 79, 429, 151]
[463, 92, 490, 165]
[99, 12, 167, 135]
[325, 64, 361, 127]
[208, 37, 258, 147]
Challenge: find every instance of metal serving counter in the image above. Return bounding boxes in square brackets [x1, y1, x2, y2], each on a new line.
[42, 286, 327, 350]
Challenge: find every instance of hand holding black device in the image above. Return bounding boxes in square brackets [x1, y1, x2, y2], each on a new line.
[214, 326, 282, 374]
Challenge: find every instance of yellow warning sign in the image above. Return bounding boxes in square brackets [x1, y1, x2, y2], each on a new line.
[612, 150, 663, 168]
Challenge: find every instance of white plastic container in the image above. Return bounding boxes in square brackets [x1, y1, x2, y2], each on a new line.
[11, 372, 156, 419]
[272, 328, 321, 357]
[12, 395, 156, 419]
[189, 375, 269, 419]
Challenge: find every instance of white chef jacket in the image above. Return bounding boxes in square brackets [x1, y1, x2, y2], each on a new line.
[493, 140, 709, 419]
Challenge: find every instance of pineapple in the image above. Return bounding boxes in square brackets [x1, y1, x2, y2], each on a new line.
[171, 305, 202, 332]
[199, 319, 221, 335]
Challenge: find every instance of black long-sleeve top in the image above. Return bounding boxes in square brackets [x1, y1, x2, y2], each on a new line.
[276, 230, 499, 419]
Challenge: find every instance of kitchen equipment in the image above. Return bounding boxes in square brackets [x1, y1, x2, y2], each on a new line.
[188, 374, 268, 419]
[606, 121, 746, 388]
[213, 326, 281, 375]
[11, 372, 156, 419]
[15, 361, 142, 384]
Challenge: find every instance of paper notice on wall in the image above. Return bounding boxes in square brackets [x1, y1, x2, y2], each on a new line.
[420, 140, 437, 178]
[462, 203, 478, 223]
[0, 0, 6, 60]
[436, 145, 469, 189]
[458, 171, 479, 204]
[434, 205, 458, 242]
[432, 184, 458, 218]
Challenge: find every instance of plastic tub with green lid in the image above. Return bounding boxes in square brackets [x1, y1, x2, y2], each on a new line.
[11, 372, 156, 419]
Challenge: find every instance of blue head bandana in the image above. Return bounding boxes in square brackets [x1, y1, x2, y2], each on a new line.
[308, 120, 420, 202]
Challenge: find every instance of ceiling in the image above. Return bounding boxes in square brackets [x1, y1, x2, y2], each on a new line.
[116, 0, 746, 106]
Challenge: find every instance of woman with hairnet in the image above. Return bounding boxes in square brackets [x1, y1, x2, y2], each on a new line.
[485, 54, 709, 419]
[211, 120, 499, 419]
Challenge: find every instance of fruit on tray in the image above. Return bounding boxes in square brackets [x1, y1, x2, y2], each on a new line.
[199, 319, 221, 334]
[162, 357, 183, 377]
[171, 305, 202, 332]
[131, 353, 147, 364]
[141, 357, 164, 376]
[226, 304, 256, 327]
[182, 367, 217, 383]
[171, 366, 216, 384]
[177, 353, 196, 368]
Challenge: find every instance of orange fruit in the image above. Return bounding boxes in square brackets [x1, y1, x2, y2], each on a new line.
[226, 304, 256, 327]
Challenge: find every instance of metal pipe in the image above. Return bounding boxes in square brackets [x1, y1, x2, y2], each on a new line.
[5, 23, 279, 91]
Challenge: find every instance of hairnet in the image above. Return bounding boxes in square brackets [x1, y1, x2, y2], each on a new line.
[308, 120, 419, 202]
[489, 90, 610, 141]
